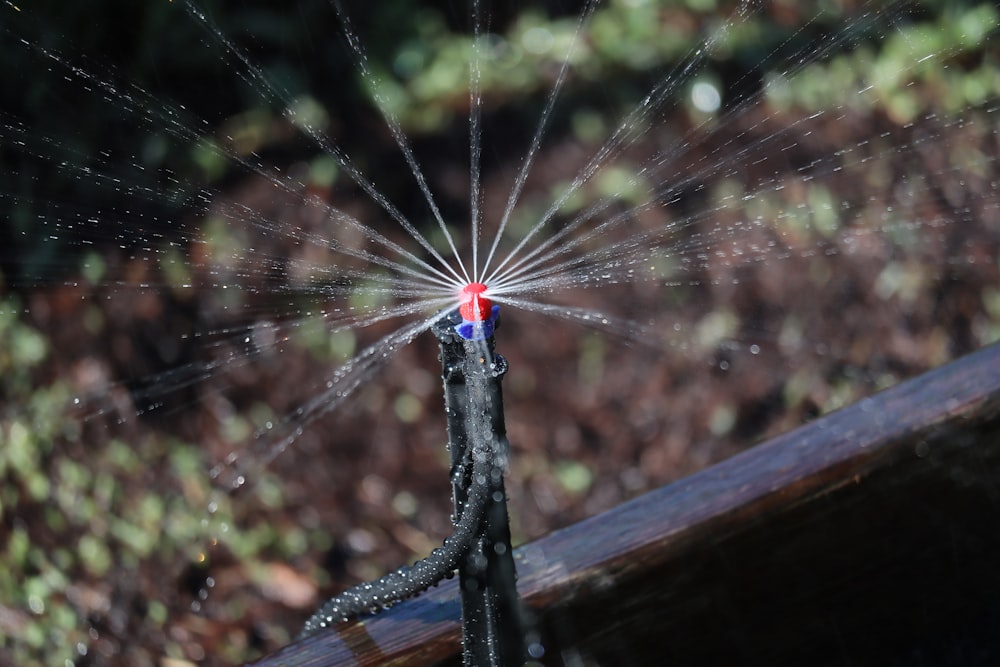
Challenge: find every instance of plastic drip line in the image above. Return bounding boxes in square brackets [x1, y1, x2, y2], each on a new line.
[435, 309, 526, 666]
[298, 308, 525, 667]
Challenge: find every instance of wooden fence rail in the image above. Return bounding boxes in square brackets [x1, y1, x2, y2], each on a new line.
[252, 342, 1000, 666]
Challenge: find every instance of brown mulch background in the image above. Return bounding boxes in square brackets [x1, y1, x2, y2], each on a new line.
[23, 99, 999, 665]
[10, 14, 1000, 662]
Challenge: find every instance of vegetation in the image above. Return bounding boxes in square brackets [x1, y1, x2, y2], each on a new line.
[1, 1, 997, 665]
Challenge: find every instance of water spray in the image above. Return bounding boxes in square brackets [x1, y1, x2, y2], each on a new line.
[301, 288, 525, 665]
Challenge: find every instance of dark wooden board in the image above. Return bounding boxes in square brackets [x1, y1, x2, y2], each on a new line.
[251, 342, 1000, 666]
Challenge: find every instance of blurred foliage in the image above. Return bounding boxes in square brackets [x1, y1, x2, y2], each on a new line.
[0, 292, 277, 666]
[0, 1, 998, 665]
[766, 3, 1000, 120]
[3, 0, 997, 283]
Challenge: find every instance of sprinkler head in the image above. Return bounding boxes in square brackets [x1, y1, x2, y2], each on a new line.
[457, 282, 500, 340]
[459, 283, 493, 321]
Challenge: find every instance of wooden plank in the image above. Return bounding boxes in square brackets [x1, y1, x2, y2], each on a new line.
[251, 342, 1000, 666]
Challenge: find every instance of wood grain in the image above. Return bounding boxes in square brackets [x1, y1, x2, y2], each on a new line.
[251, 342, 1000, 666]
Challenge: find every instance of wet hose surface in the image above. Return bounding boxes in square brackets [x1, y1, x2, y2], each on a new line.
[435, 310, 526, 667]
[299, 310, 525, 666]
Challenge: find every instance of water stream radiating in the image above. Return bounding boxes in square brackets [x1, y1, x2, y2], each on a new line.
[2, 0, 998, 664]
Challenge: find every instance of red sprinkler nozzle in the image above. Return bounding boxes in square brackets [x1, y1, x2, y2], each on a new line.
[456, 283, 500, 340]
[459, 283, 493, 322]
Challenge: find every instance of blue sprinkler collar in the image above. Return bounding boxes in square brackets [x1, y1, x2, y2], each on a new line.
[456, 304, 501, 340]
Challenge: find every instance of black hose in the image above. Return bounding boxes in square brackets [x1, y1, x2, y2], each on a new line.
[298, 432, 497, 636]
